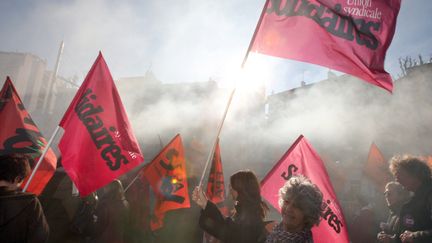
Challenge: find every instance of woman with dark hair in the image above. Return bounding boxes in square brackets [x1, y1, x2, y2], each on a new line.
[266, 175, 323, 243]
[0, 154, 49, 242]
[192, 170, 269, 243]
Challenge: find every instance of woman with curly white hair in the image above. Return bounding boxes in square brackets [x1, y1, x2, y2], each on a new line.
[266, 175, 323, 243]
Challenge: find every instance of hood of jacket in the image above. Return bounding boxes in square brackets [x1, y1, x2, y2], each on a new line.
[0, 187, 35, 227]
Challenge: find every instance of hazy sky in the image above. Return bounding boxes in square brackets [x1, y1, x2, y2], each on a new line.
[0, 0, 431, 92]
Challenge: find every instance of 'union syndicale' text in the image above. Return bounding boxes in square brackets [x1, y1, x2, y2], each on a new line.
[266, 0, 380, 50]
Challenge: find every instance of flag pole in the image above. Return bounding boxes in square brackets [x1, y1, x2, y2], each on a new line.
[124, 135, 165, 192]
[198, 1, 268, 188]
[158, 134, 164, 150]
[198, 88, 236, 187]
[124, 167, 144, 192]
[23, 126, 61, 192]
[241, 0, 270, 68]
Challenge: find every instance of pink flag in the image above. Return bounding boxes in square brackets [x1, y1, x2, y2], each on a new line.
[250, 0, 401, 92]
[261, 135, 349, 243]
[59, 52, 144, 196]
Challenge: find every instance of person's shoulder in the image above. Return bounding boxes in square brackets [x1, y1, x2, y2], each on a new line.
[0, 191, 41, 221]
[0, 189, 36, 200]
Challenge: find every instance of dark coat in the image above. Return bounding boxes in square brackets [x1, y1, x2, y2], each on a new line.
[0, 187, 49, 243]
[39, 169, 80, 243]
[94, 196, 130, 243]
[199, 201, 267, 243]
[350, 205, 379, 243]
[397, 181, 432, 243]
[379, 201, 404, 243]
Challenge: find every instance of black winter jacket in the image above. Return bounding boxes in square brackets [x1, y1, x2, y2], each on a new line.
[398, 181, 432, 243]
[199, 201, 267, 243]
[0, 187, 49, 243]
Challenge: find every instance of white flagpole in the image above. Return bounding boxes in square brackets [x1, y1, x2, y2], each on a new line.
[124, 174, 140, 192]
[22, 126, 61, 192]
[198, 88, 236, 187]
[197, 0, 266, 187]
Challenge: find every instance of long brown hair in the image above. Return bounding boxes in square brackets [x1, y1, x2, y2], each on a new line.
[230, 170, 268, 220]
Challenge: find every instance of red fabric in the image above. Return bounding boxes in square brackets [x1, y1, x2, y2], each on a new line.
[363, 143, 391, 192]
[261, 135, 349, 243]
[58, 52, 144, 196]
[251, 0, 401, 92]
[0, 77, 57, 195]
[142, 134, 190, 230]
[206, 139, 227, 215]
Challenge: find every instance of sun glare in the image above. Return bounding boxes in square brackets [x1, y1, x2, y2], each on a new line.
[220, 55, 270, 94]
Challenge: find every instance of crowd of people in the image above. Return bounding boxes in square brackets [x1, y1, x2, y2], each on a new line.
[1, 153, 432, 242]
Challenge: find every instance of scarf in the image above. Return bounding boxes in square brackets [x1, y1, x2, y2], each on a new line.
[266, 222, 313, 243]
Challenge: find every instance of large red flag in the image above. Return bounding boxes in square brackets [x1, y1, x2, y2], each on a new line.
[363, 142, 391, 192]
[0, 77, 57, 195]
[250, 0, 401, 92]
[261, 135, 349, 243]
[142, 134, 190, 230]
[58, 52, 144, 196]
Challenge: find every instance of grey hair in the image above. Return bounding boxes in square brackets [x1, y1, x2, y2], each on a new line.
[279, 175, 324, 229]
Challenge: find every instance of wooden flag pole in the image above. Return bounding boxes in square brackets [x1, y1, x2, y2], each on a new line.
[198, 0, 267, 187]
[198, 2, 268, 187]
[198, 88, 236, 187]
[23, 126, 61, 192]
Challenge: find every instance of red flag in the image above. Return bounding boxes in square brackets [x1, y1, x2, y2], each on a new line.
[206, 139, 226, 206]
[204, 139, 227, 243]
[0, 77, 57, 195]
[58, 52, 144, 196]
[363, 142, 391, 191]
[261, 135, 349, 243]
[142, 134, 190, 230]
[206, 139, 227, 215]
[250, 0, 401, 92]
